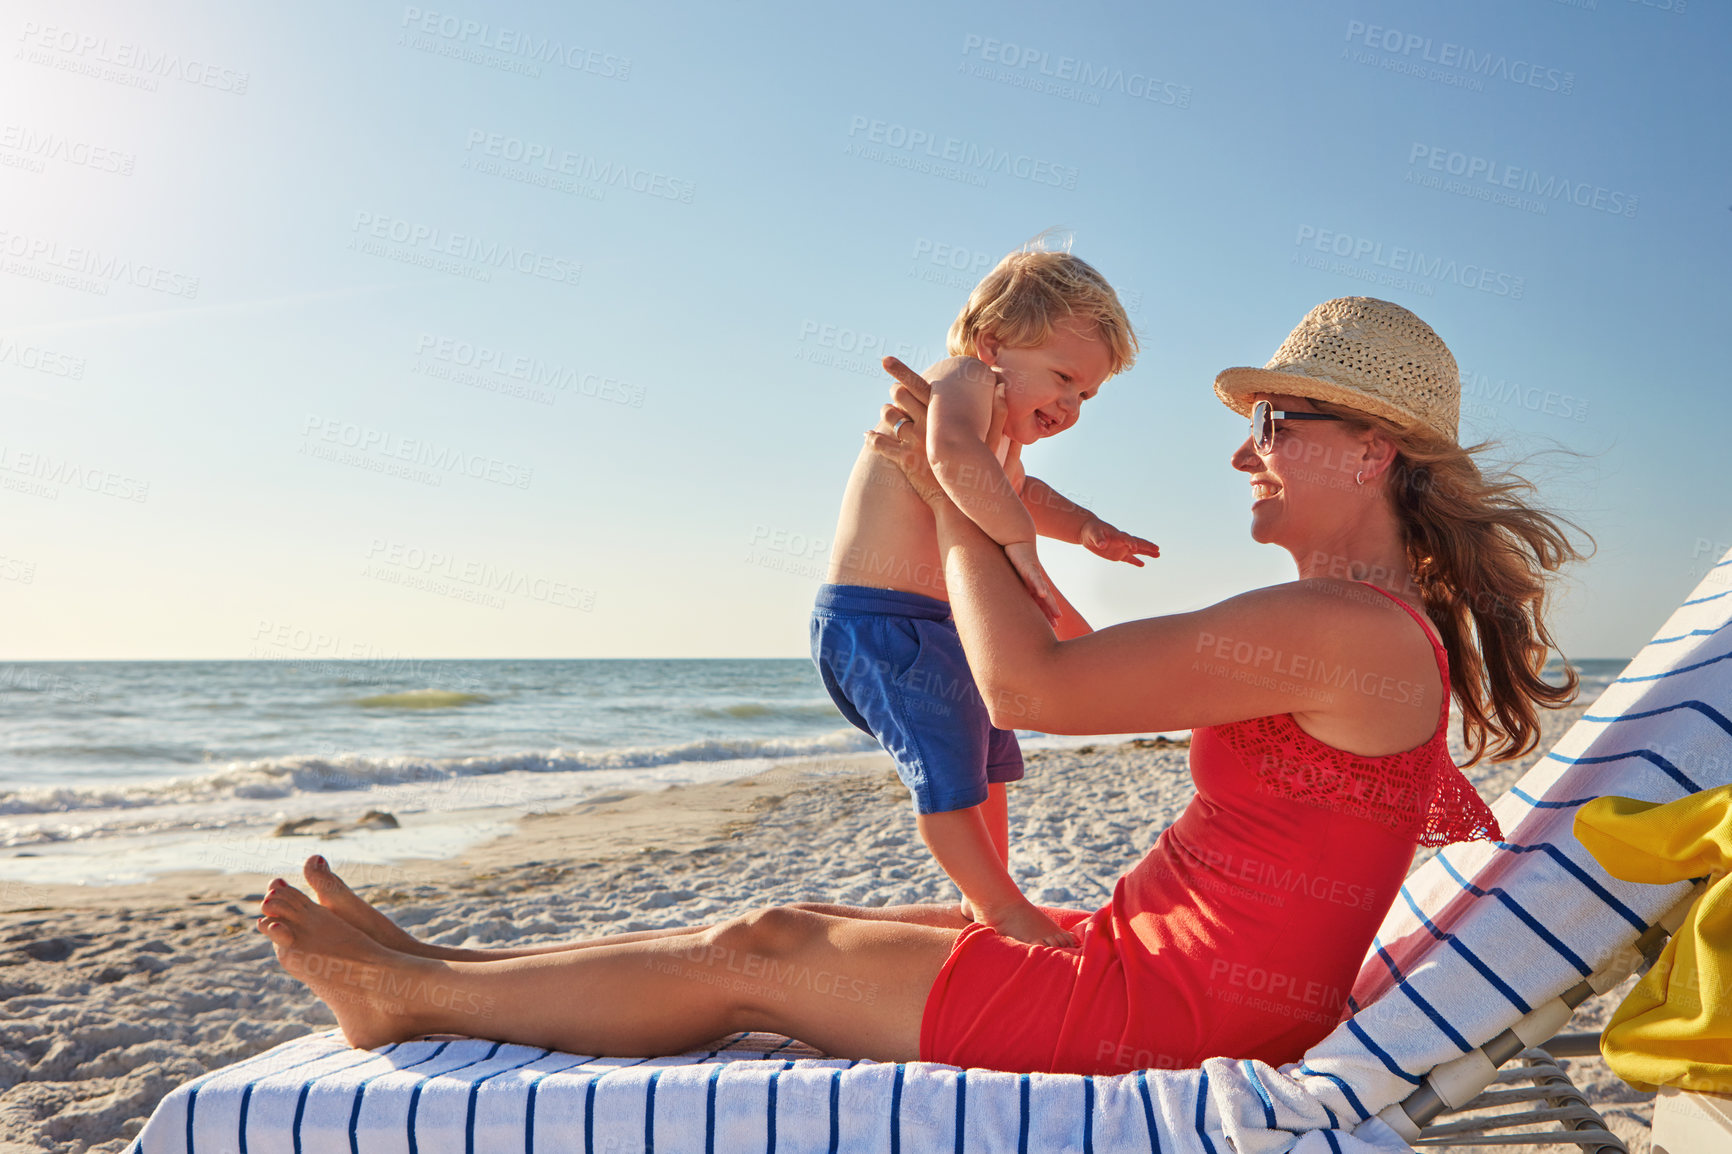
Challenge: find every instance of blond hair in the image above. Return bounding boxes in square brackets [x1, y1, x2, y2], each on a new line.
[947, 245, 1138, 376]
[1310, 397, 1596, 765]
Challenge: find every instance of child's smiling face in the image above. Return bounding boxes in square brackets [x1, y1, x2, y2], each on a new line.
[975, 320, 1115, 445]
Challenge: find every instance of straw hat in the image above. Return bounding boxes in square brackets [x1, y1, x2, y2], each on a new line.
[1214, 297, 1460, 445]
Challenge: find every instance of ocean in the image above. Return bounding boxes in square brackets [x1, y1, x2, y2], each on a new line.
[0, 657, 1629, 887]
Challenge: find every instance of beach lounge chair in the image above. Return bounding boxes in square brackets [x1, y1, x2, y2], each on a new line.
[126, 549, 1732, 1153]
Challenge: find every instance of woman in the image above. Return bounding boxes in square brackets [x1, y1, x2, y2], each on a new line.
[258, 297, 1588, 1074]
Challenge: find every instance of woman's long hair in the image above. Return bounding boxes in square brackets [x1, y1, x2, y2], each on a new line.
[1310, 398, 1596, 765]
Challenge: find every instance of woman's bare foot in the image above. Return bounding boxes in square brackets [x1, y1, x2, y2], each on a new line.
[298, 856, 436, 957]
[259, 879, 473, 1049]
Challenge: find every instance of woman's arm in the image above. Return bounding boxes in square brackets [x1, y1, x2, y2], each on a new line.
[871, 359, 1411, 737]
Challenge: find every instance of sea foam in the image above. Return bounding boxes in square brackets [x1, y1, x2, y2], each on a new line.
[0, 729, 880, 819]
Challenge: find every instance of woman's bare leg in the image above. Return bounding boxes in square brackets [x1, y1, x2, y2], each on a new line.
[296, 859, 706, 960]
[784, 902, 971, 929]
[301, 856, 967, 962]
[259, 879, 956, 1060]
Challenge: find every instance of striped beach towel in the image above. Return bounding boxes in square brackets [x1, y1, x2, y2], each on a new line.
[127, 1029, 1408, 1154]
[128, 548, 1732, 1153]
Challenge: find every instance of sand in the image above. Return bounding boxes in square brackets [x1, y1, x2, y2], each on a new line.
[0, 702, 1657, 1153]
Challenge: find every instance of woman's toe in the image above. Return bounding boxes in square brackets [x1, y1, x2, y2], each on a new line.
[303, 856, 348, 899]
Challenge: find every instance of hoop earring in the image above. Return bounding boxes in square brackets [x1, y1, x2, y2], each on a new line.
[1355, 470, 1365, 487]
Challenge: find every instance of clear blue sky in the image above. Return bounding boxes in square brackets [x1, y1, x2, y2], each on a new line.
[3, 0, 1727, 660]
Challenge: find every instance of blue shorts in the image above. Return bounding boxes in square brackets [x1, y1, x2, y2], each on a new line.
[810, 583, 1023, 814]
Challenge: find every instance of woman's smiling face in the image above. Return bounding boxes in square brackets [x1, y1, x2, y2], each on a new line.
[1231, 393, 1371, 543]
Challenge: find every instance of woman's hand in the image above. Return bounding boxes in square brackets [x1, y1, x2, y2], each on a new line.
[866, 357, 1004, 507]
[864, 401, 944, 508]
[882, 354, 936, 415]
[865, 357, 944, 503]
[1003, 542, 1063, 626]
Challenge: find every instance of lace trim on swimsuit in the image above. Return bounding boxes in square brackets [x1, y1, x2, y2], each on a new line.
[1210, 713, 1502, 847]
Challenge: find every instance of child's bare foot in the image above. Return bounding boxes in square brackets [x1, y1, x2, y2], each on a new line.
[299, 856, 435, 957]
[258, 879, 465, 1049]
[982, 901, 1078, 949]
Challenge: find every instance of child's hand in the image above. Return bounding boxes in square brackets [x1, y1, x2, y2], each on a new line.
[983, 900, 1080, 949]
[1003, 541, 1062, 624]
[1080, 518, 1160, 567]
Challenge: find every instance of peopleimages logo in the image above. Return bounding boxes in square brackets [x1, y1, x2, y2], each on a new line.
[1406, 144, 1638, 219]
[958, 34, 1191, 109]
[17, 21, 250, 94]
[0, 444, 149, 502]
[462, 130, 694, 204]
[413, 333, 645, 407]
[0, 337, 85, 380]
[0, 228, 199, 298]
[0, 124, 136, 175]
[398, 8, 630, 79]
[1293, 226, 1525, 300]
[364, 539, 596, 611]
[1458, 367, 1589, 423]
[794, 319, 938, 378]
[1343, 20, 1574, 95]
[348, 211, 581, 287]
[844, 116, 1079, 190]
[300, 415, 534, 490]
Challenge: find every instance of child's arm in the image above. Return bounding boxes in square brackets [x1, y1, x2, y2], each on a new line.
[925, 360, 1061, 620]
[925, 357, 1035, 548]
[916, 807, 1078, 948]
[1023, 477, 1161, 567]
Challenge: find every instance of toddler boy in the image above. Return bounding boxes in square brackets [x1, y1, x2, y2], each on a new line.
[811, 246, 1156, 946]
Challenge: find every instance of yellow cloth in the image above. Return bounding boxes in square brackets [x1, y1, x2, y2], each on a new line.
[1574, 787, 1732, 1093]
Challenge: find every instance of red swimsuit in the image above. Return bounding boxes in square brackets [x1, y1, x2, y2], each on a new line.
[919, 583, 1501, 1074]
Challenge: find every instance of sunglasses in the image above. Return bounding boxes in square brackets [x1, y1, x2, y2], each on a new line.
[1251, 399, 1348, 455]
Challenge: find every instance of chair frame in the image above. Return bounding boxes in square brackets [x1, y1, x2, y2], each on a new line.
[1380, 884, 1701, 1153]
